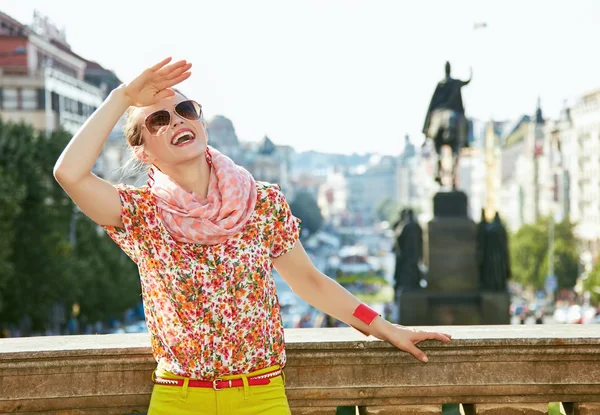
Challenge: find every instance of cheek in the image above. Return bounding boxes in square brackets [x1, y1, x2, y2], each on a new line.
[143, 135, 170, 159]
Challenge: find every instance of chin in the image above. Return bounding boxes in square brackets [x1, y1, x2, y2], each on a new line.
[181, 145, 207, 163]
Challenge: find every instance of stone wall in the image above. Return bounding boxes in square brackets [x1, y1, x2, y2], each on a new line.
[1, 325, 599, 414]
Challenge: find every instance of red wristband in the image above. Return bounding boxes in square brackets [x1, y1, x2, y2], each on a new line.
[352, 303, 380, 326]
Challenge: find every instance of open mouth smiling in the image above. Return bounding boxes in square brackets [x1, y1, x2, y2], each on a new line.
[171, 129, 196, 146]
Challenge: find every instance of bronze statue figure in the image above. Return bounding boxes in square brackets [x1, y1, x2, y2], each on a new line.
[478, 211, 511, 291]
[423, 61, 472, 189]
[392, 208, 423, 293]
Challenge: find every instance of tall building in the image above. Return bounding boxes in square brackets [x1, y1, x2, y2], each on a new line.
[454, 119, 488, 220]
[486, 100, 551, 231]
[396, 134, 419, 209]
[345, 156, 398, 226]
[543, 102, 572, 225]
[568, 89, 600, 254]
[317, 168, 348, 227]
[0, 11, 127, 183]
[0, 11, 108, 135]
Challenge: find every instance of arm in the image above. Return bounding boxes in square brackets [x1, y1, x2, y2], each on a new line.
[462, 67, 473, 86]
[53, 87, 133, 227]
[53, 57, 192, 227]
[273, 242, 452, 363]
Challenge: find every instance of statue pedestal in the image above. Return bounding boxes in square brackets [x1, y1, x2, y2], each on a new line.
[427, 217, 478, 292]
[396, 191, 510, 325]
[398, 291, 510, 325]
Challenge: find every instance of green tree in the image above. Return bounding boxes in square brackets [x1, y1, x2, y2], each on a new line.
[289, 190, 323, 237]
[0, 165, 26, 315]
[583, 264, 600, 305]
[509, 217, 579, 291]
[375, 198, 401, 223]
[67, 215, 140, 323]
[0, 119, 140, 334]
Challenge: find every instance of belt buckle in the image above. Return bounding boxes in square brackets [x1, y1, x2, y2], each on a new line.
[212, 378, 223, 391]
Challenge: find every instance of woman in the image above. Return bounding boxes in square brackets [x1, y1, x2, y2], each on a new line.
[54, 57, 452, 415]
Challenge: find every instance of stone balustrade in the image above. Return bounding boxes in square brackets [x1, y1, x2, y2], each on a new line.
[1, 325, 599, 414]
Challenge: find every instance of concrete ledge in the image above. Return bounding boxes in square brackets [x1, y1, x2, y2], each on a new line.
[1, 325, 599, 414]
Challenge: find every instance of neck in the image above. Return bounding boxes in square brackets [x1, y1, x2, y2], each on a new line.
[157, 155, 211, 198]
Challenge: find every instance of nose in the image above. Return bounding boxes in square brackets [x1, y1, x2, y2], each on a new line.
[172, 113, 185, 127]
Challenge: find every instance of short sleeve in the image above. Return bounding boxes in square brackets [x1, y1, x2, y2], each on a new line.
[268, 185, 302, 258]
[101, 184, 150, 263]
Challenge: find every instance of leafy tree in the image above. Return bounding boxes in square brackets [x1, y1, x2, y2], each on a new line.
[509, 222, 546, 289]
[375, 198, 401, 223]
[583, 263, 600, 305]
[289, 190, 323, 237]
[0, 165, 26, 315]
[509, 217, 579, 291]
[0, 119, 140, 334]
[69, 214, 140, 323]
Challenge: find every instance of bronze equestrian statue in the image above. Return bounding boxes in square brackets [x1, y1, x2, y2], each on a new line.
[422, 61, 472, 189]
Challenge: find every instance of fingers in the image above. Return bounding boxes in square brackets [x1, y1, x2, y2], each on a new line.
[156, 60, 189, 77]
[157, 71, 192, 90]
[404, 343, 429, 363]
[149, 57, 172, 71]
[414, 331, 452, 343]
[153, 88, 175, 102]
[164, 62, 192, 81]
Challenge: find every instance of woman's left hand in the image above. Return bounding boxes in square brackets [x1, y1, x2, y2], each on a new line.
[378, 323, 452, 363]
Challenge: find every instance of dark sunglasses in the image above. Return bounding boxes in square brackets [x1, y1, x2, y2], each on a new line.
[143, 100, 203, 136]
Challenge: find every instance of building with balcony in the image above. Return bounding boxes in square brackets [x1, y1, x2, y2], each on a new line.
[0, 11, 126, 182]
[0, 11, 107, 135]
[568, 89, 600, 254]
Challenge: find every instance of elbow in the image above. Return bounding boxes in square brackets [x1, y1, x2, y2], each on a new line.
[53, 162, 69, 184]
[53, 162, 83, 186]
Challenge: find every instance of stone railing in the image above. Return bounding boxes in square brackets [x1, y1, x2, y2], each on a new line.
[1, 325, 599, 414]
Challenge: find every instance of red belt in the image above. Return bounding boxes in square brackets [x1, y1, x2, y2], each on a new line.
[153, 368, 282, 390]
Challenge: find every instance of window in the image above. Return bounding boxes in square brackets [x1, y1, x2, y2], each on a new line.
[37, 88, 45, 109]
[2, 88, 18, 109]
[51, 92, 60, 113]
[63, 97, 77, 114]
[21, 89, 37, 110]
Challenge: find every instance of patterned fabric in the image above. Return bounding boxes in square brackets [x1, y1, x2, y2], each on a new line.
[150, 145, 257, 245]
[102, 181, 301, 379]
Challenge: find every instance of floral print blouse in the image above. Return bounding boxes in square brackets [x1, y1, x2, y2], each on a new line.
[102, 181, 301, 379]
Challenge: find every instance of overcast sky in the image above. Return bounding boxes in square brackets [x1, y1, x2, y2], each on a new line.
[3, 1, 599, 155]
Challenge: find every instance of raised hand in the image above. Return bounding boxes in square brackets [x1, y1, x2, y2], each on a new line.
[124, 57, 192, 107]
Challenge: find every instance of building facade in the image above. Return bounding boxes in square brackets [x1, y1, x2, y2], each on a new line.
[0, 11, 106, 135]
[0, 11, 127, 183]
[568, 90, 600, 253]
[345, 156, 398, 226]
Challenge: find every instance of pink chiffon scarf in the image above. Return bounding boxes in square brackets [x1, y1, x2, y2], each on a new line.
[150, 146, 257, 245]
